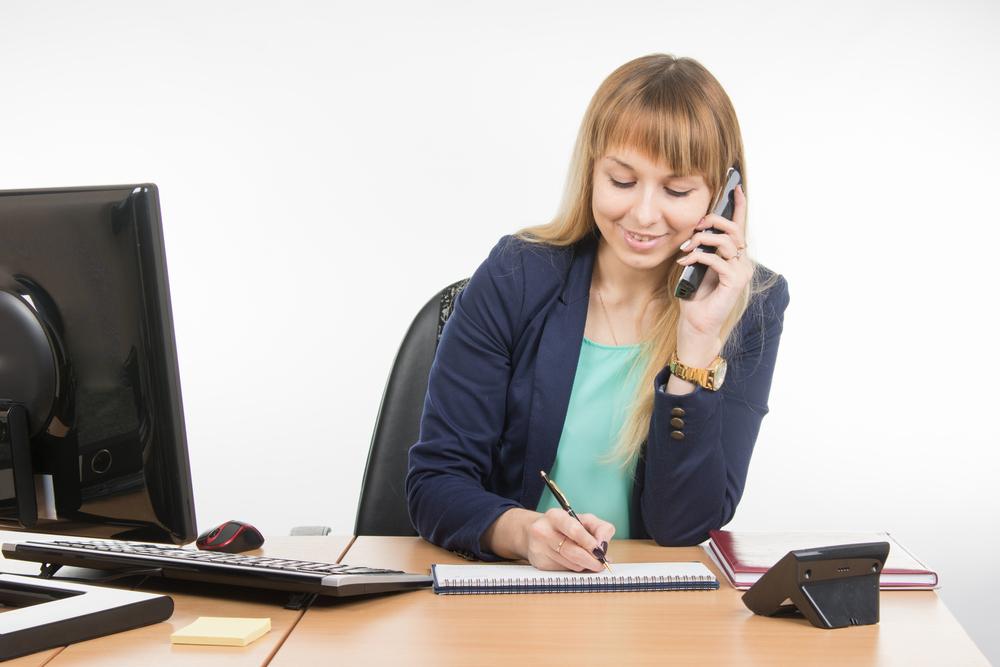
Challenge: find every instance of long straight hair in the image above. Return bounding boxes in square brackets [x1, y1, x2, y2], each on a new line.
[517, 54, 772, 468]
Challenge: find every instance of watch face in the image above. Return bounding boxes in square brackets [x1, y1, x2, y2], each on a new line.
[713, 359, 728, 389]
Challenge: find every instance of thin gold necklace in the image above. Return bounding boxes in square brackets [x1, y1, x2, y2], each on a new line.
[596, 289, 620, 346]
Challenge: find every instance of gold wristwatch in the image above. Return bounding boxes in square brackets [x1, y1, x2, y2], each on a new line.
[669, 351, 728, 391]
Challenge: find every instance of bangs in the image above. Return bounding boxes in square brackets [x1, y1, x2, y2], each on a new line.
[592, 84, 731, 189]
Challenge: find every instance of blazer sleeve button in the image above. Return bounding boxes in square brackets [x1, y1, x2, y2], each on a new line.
[671, 407, 686, 417]
[670, 430, 685, 441]
[670, 417, 684, 429]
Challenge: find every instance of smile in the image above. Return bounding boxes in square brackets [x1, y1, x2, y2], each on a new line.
[624, 229, 663, 242]
[618, 223, 667, 250]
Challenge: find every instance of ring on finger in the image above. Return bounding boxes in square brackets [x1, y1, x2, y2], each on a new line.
[556, 538, 566, 554]
[734, 246, 746, 260]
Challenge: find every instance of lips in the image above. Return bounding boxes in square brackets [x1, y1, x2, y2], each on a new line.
[624, 229, 663, 242]
[618, 223, 667, 250]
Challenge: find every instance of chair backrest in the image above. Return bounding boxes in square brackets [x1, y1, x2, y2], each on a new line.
[353, 279, 469, 536]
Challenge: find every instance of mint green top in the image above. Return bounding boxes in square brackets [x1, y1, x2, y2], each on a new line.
[535, 337, 645, 539]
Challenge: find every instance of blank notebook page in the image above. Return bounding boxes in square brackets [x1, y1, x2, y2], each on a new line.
[432, 562, 718, 594]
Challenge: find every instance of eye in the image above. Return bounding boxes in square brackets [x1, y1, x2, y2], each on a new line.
[609, 178, 691, 197]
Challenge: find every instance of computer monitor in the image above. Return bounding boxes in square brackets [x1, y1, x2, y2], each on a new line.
[0, 184, 196, 544]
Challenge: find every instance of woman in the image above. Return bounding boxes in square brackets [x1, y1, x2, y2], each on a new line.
[406, 54, 789, 573]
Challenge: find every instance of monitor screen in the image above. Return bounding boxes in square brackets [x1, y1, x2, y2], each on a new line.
[0, 184, 196, 544]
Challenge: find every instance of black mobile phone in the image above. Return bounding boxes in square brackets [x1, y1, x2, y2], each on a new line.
[674, 167, 742, 299]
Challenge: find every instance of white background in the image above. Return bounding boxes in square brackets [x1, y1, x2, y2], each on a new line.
[2, 0, 998, 660]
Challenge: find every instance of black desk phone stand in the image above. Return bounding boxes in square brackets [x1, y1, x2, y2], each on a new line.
[742, 542, 890, 629]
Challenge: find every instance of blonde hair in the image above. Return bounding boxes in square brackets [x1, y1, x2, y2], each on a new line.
[517, 54, 773, 469]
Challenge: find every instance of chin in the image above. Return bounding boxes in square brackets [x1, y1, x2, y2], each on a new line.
[613, 245, 670, 271]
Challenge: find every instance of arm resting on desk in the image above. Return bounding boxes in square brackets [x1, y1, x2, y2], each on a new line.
[406, 240, 527, 561]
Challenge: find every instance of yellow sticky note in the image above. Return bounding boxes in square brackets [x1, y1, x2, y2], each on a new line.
[170, 616, 271, 647]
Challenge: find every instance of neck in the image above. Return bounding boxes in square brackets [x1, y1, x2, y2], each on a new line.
[592, 239, 671, 305]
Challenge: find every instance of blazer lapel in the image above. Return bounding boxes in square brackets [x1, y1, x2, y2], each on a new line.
[520, 236, 596, 509]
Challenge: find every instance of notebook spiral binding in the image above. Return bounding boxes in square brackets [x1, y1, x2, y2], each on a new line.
[439, 574, 717, 595]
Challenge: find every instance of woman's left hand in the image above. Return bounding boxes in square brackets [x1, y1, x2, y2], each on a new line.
[674, 183, 754, 363]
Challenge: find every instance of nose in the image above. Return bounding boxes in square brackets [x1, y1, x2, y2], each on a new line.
[633, 184, 661, 228]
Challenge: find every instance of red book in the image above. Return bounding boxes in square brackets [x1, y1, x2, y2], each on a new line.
[707, 530, 939, 590]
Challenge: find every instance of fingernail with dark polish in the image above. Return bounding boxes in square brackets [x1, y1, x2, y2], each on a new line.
[592, 546, 606, 560]
[601, 541, 608, 553]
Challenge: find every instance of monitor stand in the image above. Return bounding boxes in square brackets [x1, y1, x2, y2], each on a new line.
[0, 402, 38, 528]
[0, 572, 173, 660]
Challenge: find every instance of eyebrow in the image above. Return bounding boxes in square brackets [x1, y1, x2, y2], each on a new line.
[607, 156, 694, 180]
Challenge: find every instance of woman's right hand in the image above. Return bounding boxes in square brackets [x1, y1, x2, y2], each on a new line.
[526, 509, 616, 571]
[484, 507, 615, 572]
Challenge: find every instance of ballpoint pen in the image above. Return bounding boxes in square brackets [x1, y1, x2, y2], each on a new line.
[539, 470, 613, 573]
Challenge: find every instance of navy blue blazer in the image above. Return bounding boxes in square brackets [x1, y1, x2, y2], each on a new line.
[406, 234, 789, 560]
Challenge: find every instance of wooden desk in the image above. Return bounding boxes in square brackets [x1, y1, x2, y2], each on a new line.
[1, 535, 353, 666]
[272, 537, 988, 666]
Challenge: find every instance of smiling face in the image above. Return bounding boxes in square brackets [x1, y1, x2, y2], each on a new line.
[591, 147, 715, 275]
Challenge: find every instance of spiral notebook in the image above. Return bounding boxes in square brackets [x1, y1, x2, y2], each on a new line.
[431, 562, 718, 594]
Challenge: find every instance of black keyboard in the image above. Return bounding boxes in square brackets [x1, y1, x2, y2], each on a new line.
[1, 539, 432, 598]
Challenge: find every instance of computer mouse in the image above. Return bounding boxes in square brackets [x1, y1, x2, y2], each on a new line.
[196, 520, 265, 553]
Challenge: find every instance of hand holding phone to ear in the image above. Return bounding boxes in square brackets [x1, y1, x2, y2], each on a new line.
[675, 168, 742, 299]
[672, 176, 755, 368]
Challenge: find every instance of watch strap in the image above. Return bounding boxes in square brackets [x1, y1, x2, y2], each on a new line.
[669, 352, 723, 390]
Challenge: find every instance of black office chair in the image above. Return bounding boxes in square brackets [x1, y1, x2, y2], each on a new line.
[353, 278, 470, 536]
